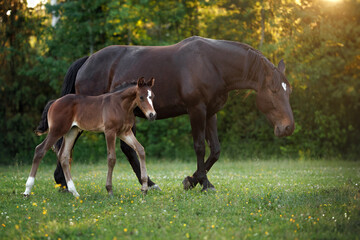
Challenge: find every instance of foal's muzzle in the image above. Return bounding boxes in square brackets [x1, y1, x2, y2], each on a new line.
[147, 112, 157, 121]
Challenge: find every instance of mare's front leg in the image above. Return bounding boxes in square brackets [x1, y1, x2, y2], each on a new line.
[183, 114, 219, 191]
[105, 131, 116, 196]
[121, 132, 148, 194]
[24, 135, 59, 196]
[183, 105, 215, 192]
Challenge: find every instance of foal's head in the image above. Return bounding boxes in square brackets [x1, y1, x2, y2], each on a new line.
[136, 77, 157, 121]
[256, 60, 295, 137]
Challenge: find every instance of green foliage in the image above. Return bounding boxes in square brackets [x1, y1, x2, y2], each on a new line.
[136, 116, 193, 160]
[1, 0, 359, 164]
[1, 160, 360, 239]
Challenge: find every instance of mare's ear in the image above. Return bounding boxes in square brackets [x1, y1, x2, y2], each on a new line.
[137, 77, 145, 87]
[147, 77, 155, 87]
[278, 59, 286, 74]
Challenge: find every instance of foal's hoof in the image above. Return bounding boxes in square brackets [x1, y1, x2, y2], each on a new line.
[182, 176, 197, 190]
[141, 189, 148, 196]
[23, 194, 30, 197]
[58, 187, 69, 193]
[149, 184, 162, 191]
[201, 186, 217, 192]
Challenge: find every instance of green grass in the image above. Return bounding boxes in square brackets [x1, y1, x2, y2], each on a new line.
[1, 159, 360, 239]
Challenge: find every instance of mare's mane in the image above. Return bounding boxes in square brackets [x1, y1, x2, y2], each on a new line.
[241, 48, 290, 91]
[219, 39, 290, 91]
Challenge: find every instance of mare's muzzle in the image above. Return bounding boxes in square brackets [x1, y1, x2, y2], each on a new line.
[274, 122, 295, 137]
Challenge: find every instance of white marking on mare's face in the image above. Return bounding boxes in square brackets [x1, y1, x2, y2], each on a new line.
[282, 82, 287, 91]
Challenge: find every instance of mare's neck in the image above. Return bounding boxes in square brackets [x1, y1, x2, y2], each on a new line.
[214, 41, 265, 92]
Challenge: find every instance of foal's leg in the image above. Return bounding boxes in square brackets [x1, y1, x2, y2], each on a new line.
[121, 132, 148, 194]
[24, 135, 59, 196]
[55, 132, 83, 190]
[105, 131, 116, 196]
[58, 128, 81, 197]
[120, 126, 159, 190]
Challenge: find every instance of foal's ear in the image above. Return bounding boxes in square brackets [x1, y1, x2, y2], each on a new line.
[137, 77, 146, 87]
[278, 59, 286, 74]
[147, 77, 155, 87]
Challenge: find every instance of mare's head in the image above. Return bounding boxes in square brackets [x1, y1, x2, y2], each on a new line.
[256, 60, 295, 137]
[136, 77, 156, 121]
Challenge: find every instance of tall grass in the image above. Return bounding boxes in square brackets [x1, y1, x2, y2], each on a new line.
[1, 159, 359, 239]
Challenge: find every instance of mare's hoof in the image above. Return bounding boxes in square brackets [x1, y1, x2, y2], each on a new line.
[141, 189, 148, 196]
[149, 184, 162, 191]
[23, 194, 30, 197]
[182, 177, 191, 190]
[201, 186, 217, 192]
[182, 176, 197, 190]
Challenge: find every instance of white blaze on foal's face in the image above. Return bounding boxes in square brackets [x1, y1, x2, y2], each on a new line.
[147, 90, 154, 108]
[144, 89, 156, 119]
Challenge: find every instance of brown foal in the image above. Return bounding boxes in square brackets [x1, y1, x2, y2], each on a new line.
[24, 77, 156, 197]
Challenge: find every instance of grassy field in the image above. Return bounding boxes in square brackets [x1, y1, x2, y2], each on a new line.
[1, 159, 359, 239]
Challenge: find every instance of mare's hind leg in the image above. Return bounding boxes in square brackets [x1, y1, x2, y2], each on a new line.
[105, 131, 116, 196]
[24, 135, 59, 196]
[58, 127, 81, 197]
[121, 131, 148, 194]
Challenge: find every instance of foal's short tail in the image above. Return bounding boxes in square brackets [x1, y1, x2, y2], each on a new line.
[35, 100, 55, 136]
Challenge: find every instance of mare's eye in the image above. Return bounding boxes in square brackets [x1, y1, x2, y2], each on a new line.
[140, 96, 144, 101]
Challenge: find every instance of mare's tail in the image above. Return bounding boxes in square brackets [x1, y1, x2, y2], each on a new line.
[53, 56, 89, 151]
[34, 100, 55, 136]
[60, 56, 89, 96]
[51, 56, 89, 188]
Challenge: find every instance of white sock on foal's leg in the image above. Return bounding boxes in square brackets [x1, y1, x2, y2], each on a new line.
[67, 180, 80, 197]
[24, 177, 35, 196]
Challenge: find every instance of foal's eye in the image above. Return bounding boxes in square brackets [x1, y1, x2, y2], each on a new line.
[140, 96, 144, 101]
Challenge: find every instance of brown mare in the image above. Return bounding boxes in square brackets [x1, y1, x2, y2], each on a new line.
[24, 77, 156, 197]
[45, 36, 294, 192]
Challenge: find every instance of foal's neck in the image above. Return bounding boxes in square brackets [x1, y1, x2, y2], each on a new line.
[116, 86, 138, 113]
